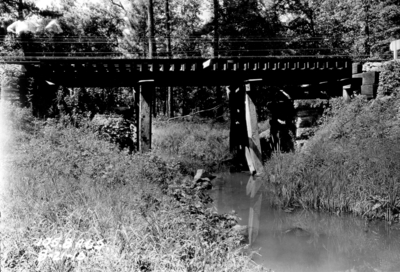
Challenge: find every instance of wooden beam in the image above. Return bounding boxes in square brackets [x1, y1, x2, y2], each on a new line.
[244, 82, 264, 175]
[227, 85, 247, 167]
[137, 80, 154, 152]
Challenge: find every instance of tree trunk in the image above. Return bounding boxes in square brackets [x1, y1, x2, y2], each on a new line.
[167, 86, 174, 117]
[148, 0, 156, 59]
[18, 0, 24, 20]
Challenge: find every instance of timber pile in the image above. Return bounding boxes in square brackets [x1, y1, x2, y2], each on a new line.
[294, 99, 328, 149]
[350, 62, 385, 99]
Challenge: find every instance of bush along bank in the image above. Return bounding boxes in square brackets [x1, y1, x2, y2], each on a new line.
[152, 119, 231, 172]
[0, 104, 264, 272]
[262, 60, 400, 224]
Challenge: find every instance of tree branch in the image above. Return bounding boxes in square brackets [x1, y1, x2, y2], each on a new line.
[109, 0, 126, 13]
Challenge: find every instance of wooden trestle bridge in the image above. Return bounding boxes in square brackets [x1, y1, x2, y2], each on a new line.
[2, 56, 354, 174]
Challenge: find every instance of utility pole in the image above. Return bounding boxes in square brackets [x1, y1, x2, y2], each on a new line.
[213, 0, 223, 121]
[166, 0, 174, 117]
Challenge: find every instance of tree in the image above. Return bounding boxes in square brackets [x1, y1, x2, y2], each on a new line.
[373, 0, 400, 56]
[218, 0, 283, 57]
[147, 0, 156, 58]
[0, 0, 61, 20]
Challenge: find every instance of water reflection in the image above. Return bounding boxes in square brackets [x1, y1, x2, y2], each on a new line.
[209, 172, 400, 272]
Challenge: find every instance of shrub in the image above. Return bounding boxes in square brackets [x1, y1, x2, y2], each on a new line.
[378, 60, 400, 98]
[152, 120, 230, 171]
[90, 114, 137, 153]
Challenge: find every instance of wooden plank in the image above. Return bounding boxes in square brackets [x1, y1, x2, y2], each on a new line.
[137, 80, 154, 152]
[244, 83, 264, 175]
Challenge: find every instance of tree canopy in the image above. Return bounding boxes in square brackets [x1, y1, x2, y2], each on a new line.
[2, 0, 400, 59]
[2, 0, 400, 118]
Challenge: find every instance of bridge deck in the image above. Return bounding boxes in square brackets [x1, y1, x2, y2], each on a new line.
[11, 57, 353, 87]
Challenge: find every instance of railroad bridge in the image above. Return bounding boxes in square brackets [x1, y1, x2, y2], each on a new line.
[2, 56, 354, 174]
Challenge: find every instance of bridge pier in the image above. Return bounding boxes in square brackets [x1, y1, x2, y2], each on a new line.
[137, 80, 154, 152]
[31, 78, 58, 117]
[227, 85, 247, 168]
[228, 81, 264, 175]
[244, 81, 264, 175]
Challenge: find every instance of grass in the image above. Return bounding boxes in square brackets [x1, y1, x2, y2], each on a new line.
[261, 91, 400, 223]
[3, 58, 400, 271]
[0, 102, 264, 272]
[152, 118, 231, 172]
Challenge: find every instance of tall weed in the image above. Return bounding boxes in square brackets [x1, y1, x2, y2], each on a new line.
[153, 120, 230, 171]
[263, 61, 400, 222]
[0, 105, 263, 272]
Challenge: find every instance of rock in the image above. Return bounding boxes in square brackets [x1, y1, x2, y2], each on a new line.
[192, 169, 215, 187]
[362, 62, 384, 72]
[193, 169, 206, 183]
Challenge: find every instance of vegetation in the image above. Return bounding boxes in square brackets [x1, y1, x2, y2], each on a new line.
[2, 0, 400, 270]
[262, 60, 400, 223]
[0, 102, 264, 272]
[2, 0, 400, 118]
[153, 118, 230, 172]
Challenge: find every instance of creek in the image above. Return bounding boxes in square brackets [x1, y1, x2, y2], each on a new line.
[209, 172, 400, 272]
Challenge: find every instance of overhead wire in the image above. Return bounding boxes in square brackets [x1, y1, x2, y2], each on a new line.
[0, 35, 389, 61]
[0, 54, 390, 61]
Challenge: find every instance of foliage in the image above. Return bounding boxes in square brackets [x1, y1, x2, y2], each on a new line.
[90, 114, 137, 153]
[152, 119, 231, 171]
[56, 86, 134, 117]
[262, 63, 400, 223]
[271, 0, 398, 58]
[1, 104, 264, 272]
[378, 60, 400, 97]
[0, 0, 60, 20]
[212, 0, 283, 57]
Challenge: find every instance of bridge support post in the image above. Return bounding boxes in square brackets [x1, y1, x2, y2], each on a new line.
[244, 82, 264, 175]
[227, 85, 247, 168]
[137, 80, 154, 152]
[31, 78, 58, 117]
